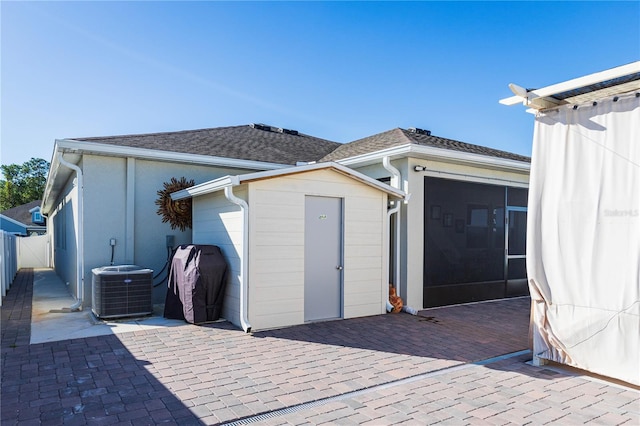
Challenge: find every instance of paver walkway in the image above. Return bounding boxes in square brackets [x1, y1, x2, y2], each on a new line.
[2, 269, 638, 425]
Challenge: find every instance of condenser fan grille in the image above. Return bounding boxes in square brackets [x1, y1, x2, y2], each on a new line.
[92, 265, 153, 319]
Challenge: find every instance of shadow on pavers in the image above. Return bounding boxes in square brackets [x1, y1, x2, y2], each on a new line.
[250, 297, 532, 364]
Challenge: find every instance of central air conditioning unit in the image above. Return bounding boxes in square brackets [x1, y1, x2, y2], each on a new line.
[92, 265, 153, 319]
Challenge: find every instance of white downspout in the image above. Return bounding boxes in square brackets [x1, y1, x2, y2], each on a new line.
[58, 153, 84, 311]
[224, 184, 252, 333]
[383, 156, 401, 298]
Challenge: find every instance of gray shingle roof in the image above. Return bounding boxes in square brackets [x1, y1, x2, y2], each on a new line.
[1, 200, 42, 226]
[320, 128, 531, 163]
[73, 124, 341, 166]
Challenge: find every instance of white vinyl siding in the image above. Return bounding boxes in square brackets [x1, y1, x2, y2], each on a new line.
[248, 169, 388, 330]
[192, 188, 246, 327]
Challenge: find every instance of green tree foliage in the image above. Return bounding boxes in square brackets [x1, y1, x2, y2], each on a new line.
[0, 158, 50, 210]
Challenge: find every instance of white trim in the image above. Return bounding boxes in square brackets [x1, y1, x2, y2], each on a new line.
[421, 169, 529, 188]
[58, 139, 289, 171]
[0, 214, 28, 229]
[125, 158, 135, 264]
[336, 144, 530, 172]
[499, 61, 640, 106]
[172, 176, 235, 200]
[171, 162, 407, 200]
[42, 138, 290, 214]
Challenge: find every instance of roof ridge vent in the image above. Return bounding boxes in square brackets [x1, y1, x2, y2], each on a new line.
[408, 127, 431, 136]
[250, 123, 272, 132]
[277, 127, 299, 136]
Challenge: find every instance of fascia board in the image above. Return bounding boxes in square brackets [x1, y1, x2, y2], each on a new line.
[172, 162, 406, 200]
[171, 176, 235, 200]
[42, 138, 290, 213]
[408, 145, 530, 172]
[337, 144, 530, 173]
[41, 142, 66, 215]
[57, 139, 290, 171]
[325, 163, 406, 199]
[1, 214, 27, 228]
[336, 145, 414, 167]
[235, 162, 406, 199]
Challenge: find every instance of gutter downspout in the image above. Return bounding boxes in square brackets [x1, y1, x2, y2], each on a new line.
[58, 153, 84, 311]
[383, 157, 401, 298]
[224, 183, 252, 333]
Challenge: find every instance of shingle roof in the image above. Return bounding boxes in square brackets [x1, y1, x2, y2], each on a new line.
[320, 128, 531, 163]
[1, 200, 42, 226]
[73, 124, 341, 166]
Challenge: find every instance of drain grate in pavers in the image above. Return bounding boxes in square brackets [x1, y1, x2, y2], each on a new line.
[221, 350, 531, 425]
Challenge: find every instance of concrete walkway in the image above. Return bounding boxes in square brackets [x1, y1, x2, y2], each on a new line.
[2, 269, 638, 425]
[29, 269, 186, 344]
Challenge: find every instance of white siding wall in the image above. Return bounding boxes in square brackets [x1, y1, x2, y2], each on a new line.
[49, 167, 80, 297]
[248, 169, 388, 330]
[192, 188, 246, 328]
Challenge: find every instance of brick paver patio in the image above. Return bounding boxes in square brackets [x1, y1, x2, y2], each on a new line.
[2, 269, 638, 425]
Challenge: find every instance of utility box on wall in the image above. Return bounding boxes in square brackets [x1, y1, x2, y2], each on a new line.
[92, 265, 153, 319]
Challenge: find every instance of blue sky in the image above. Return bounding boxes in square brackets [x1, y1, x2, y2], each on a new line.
[2, 1, 639, 166]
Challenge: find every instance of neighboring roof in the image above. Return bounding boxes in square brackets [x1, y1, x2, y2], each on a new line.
[1, 200, 43, 227]
[171, 162, 406, 201]
[72, 124, 341, 166]
[500, 61, 640, 111]
[320, 128, 531, 163]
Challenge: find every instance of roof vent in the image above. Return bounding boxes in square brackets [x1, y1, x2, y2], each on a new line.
[250, 123, 272, 132]
[408, 127, 431, 136]
[277, 127, 299, 136]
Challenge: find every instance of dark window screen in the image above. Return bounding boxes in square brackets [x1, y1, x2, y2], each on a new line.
[508, 187, 528, 207]
[424, 177, 505, 287]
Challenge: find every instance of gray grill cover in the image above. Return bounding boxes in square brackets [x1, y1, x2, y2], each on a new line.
[164, 245, 228, 324]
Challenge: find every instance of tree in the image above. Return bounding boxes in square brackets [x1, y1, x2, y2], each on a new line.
[0, 158, 50, 210]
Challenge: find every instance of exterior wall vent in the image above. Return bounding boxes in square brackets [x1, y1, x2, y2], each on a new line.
[277, 127, 299, 136]
[250, 123, 272, 131]
[408, 127, 431, 136]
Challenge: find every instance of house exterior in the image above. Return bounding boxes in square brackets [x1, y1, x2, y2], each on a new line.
[501, 61, 640, 386]
[321, 128, 531, 310]
[41, 125, 340, 307]
[1, 200, 47, 236]
[172, 162, 405, 331]
[41, 122, 531, 324]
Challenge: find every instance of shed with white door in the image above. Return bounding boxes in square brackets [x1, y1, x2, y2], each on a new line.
[172, 162, 405, 332]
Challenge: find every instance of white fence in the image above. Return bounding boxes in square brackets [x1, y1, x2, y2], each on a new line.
[17, 234, 49, 269]
[1, 230, 18, 305]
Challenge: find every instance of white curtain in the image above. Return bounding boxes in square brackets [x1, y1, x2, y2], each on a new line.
[527, 91, 640, 386]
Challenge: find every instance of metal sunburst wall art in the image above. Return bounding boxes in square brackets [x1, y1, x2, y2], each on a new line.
[155, 177, 195, 231]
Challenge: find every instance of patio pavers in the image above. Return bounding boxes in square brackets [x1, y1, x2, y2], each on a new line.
[2, 269, 638, 425]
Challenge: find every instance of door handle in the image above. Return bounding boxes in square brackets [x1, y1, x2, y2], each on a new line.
[336, 266, 343, 270]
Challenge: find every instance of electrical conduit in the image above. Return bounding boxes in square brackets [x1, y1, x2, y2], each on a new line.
[224, 183, 252, 333]
[58, 153, 84, 311]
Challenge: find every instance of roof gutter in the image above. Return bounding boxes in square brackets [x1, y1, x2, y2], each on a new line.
[58, 139, 289, 171]
[382, 157, 402, 299]
[338, 144, 531, 173]
[57, 153, 84, 311]
[223, 180, 251, 333]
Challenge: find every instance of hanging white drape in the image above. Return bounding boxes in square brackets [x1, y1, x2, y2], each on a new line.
[527, 91, 640, 386]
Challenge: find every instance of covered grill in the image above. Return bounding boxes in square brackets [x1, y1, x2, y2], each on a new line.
[164, 245, 228, 324]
